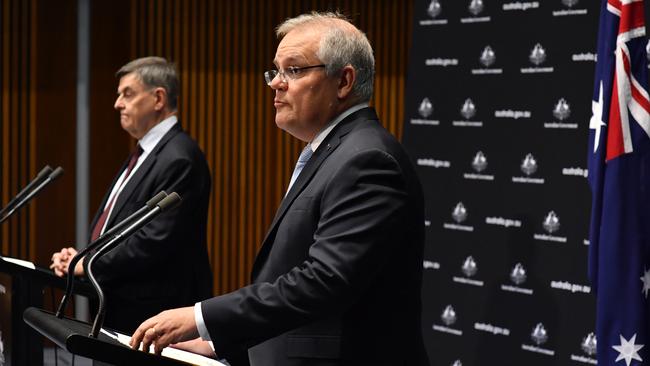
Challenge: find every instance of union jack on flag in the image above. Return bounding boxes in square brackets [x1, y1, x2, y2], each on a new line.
[588, 0, 650, 365]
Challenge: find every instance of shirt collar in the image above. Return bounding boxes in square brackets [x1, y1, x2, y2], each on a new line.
[309, 103, 369, 152]
[138, 115, 178, 153]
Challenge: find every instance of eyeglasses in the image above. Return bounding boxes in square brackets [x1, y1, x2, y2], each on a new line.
[264, 64, 327, 85]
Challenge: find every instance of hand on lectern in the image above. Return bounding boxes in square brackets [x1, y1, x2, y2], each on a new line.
[50, 247, 84, 276]
[130, 306, 199, 355]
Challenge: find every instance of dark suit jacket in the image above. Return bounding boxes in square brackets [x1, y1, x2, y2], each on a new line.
[201, 108, 428, 366]
[87, 123, 213, 334]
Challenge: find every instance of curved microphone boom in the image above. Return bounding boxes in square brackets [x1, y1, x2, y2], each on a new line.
[85, 192, 181, 338]
[55, 190, 168, 318]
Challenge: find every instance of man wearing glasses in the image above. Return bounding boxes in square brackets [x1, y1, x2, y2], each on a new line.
[131, 12, 428, 366]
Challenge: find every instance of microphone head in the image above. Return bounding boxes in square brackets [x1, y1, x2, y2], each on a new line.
[49, 167, 64, 180]
[38, 165, 54, 178]
[146, 191, 168, 208]
[157, 192, 181, 211]
[13, 165, 53, 198]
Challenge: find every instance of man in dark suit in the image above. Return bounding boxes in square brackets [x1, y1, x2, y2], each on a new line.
[131, 13, 428, 366]
[50, 57, 213, 334]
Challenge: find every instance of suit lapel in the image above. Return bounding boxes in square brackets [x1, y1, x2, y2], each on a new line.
[88, 158, 130, 235]
[105, 124, 182, 228]
[251, 108, 378, 279]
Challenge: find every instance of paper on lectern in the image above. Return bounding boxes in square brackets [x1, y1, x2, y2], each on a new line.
[0, 256, 35, 270]
[100, 328, 226, 366]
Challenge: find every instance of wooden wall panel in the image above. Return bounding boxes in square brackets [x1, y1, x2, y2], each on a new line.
[0, 0, 77, 264]
[126, 0, 413, 295]
[0, 0, 36, 259]
[88, 0, 132, 225]
[33, 0, 78, 265]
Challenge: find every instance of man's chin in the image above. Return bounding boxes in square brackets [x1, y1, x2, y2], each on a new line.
[275, 117, 290, 131]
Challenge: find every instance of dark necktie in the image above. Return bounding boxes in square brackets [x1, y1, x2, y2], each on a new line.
[90, 145, 143, 241]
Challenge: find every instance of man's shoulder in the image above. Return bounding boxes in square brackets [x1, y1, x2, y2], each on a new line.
[332, 118, 417, 177]
[150, 128, 211, 188]
[157, 128, 205, 159]
[343, 118, 401, 153]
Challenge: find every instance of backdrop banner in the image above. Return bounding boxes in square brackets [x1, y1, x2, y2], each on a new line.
[402, 1, 599, 365]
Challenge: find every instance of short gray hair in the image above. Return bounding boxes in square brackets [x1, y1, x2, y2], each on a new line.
[276, 12, 375, 103]
[116, 56, 180, 110]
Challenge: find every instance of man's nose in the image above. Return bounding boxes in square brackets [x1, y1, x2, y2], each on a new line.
[269, 74, 287, 90]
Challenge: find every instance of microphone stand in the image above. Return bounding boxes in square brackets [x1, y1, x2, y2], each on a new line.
[85, 192, 181, 338]
[55, 191, 168, 318]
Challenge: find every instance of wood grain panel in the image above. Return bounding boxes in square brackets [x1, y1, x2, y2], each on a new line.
[124, 0, 412, 295]
[87, 0, 132, 222]
[0, 0, 36, 259]
[0, 0, 78, 265]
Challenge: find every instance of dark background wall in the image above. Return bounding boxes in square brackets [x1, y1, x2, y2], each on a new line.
[0, 0, 413, 296]
[402, 1, 597, 365]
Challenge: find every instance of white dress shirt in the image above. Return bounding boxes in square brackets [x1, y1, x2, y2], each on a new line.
[96, 115, 178, 236]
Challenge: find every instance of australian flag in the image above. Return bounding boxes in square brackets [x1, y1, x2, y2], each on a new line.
[589, 0, 650, 365]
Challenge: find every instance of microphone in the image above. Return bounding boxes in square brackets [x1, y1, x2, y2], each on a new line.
[55, 190, 168, 318]
[86, 192, 182, 338]
[95, 190, 169, 243]
[0, 165, 53, 219]
[0, 167, 64, 224]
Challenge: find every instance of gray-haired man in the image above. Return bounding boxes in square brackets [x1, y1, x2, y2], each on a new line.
[51, 57, 213, 334]
[131, 14, 428, 366]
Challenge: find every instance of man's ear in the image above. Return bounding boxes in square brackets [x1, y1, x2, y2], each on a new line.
[153, 87, 168, 111]
[337, 65, 356, 99]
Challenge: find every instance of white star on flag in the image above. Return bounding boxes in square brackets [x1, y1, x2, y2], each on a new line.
[590, 81, 606, 153]
[641, 268, 650, 299]
[613, 333, 644, 366]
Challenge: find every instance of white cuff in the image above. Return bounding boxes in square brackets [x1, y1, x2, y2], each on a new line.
[194, 302, 212, 341]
